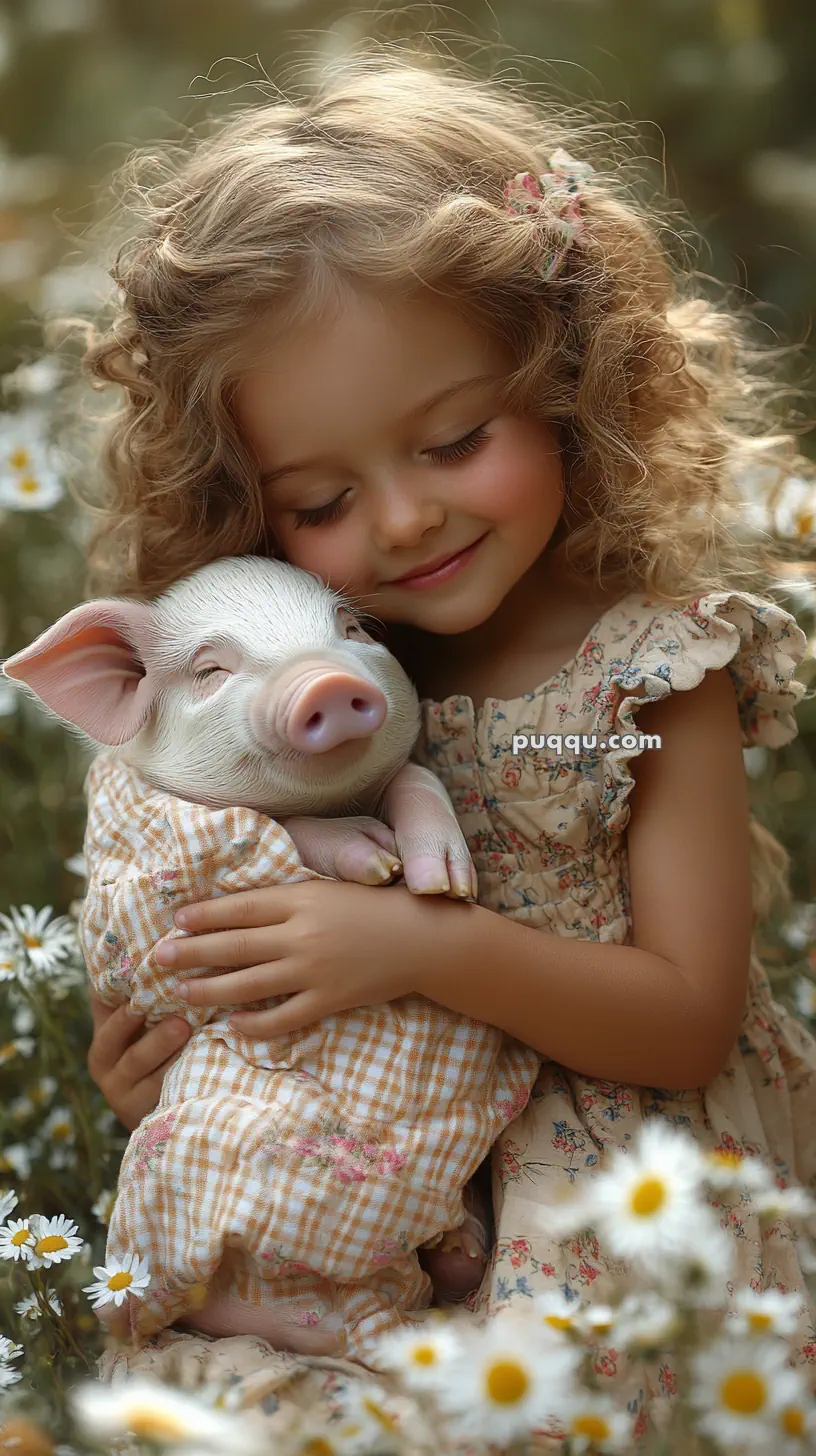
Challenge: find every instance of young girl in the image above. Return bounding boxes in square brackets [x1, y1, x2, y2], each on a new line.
[79, 47, 816, 1440]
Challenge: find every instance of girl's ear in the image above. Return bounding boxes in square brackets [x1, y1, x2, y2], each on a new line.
[2, 599, 158, 745]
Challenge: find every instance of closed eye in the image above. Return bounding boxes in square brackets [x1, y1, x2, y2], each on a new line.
[290, 423, 492, 529]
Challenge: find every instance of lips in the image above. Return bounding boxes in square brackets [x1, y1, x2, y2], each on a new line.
[391, 537, 484, 584]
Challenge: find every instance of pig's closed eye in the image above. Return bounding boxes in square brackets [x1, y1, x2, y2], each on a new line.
[192, 666, 231, 682]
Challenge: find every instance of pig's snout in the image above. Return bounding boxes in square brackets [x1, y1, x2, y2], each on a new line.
[252, 667, 387, 754]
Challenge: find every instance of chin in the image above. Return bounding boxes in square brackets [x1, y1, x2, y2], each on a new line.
[407, 594, 502, 635]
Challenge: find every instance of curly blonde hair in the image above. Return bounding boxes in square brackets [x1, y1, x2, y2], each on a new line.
[57, 43, 813, 613]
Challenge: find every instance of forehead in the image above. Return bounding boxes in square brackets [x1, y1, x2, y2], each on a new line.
[232, 286, 511, 462]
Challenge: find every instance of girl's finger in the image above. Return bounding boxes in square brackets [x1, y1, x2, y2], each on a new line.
[173, 887, 294, 933]
[178, 964, 299, 1008]
[229, 989, 326, 1039]
[156, 924, 286, 972]
[86, 1003, 146, 1078]
[115, 1018, 191, 1085]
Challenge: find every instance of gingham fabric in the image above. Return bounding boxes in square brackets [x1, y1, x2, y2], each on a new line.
[80, 751, 541, 1360]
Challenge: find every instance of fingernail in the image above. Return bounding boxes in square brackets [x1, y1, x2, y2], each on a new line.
[174, 910, 190, 927]
[174, 982, 189, 1000]
[156, 943, 176, 965]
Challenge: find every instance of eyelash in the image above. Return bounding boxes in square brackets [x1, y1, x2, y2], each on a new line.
[291, 423, 491, 529]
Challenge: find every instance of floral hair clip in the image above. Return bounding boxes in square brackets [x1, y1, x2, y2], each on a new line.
[503, 148, 594, 280]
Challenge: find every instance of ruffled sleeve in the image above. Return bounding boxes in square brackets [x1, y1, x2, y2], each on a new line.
[599, 590, 808, 837]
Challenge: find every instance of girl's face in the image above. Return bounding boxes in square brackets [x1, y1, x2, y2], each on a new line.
[233, 287, 564, 635]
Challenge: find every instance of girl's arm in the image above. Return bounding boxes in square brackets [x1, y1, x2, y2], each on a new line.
[414, 666, 753, 1090]
[158, 668, 753, 1090]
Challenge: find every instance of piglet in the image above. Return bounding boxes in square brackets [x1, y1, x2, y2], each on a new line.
[2, 557, 539, 1363]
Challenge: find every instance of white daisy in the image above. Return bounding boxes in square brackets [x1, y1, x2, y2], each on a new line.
[532, 1289, 583, 1337]
[613, 1291, 680, 1351]
[753, 1184, 815, 1221]
[28, 1074, 57, 1107]
[16, 1288, 63, 1321]
[0, 904, 77, 977]
[82, 1250, 151, 1309]
[668, 1223, 736, 1308]
[577, 1303, 617, 1341]
[0, 1189, 17, 1222]
[730, 1288, 805, 1339]
[91, 1188, 117, 1227]
[376, 1321, 463, 1390]
[0, 1363, 22, 1389]
[0, 1336, 23, 1363]
[576, 1124, 711, 1278]
[779, 903, 816, 951]
[772, 475, 816, 546]
[691, 1335, 803, 1449]
[27, 1212, 83, 1268]
[2, 355, 62, 396]
[42, 1105, 75, 1147]
[702, 1145, 773, 1193]
[794, 977, 816, 1020]
[0, 408, 63, 511]
[0, 945, 22, 982]
[0, 1036, 35, 1065]
[11, 1001, 36, 1035]
[71, 1375, 267, 1451]
[0, 1216, 38, 1261]
[560, 1394, 632, 1453]
[773, 1387, 816, 1453]
[0, 1143, 32, 1180]
[434, 1310, 580, 1443]
[331, 1384, 402, 1454]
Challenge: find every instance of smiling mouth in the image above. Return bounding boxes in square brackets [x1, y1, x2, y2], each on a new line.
[390, 534, 488, 586]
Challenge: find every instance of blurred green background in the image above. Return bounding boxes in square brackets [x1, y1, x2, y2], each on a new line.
[0, 0, 814, 961]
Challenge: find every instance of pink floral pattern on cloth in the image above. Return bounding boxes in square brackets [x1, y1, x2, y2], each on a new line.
[97, 587, 816, 1449]
[409, 586, 816, 1441]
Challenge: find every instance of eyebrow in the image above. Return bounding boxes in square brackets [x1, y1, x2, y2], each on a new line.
[259, 372, 501, 486]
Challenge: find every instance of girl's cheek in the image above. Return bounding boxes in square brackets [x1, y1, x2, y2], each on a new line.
[276, 527, 366, 596]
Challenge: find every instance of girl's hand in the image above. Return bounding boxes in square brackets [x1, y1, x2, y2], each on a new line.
[86, 987, 192, 1132]
[154, 879, 468, 1038]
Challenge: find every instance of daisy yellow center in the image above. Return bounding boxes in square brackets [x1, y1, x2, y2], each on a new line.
[485, 1359, 529, 1406]
[410, 1344, 437, 1365]
[629, 1176, 667, 1216]
[17, 477, 40, 495]
[125, 1411, 189, 1441]
[51, 1123, 70, 1142]
[363, 1398, 396, 1432]
[35, 1235, 68, 1255]
[9, 448, 30, 470]
[720, 1370, 767, 1415]
[591, 1319, 614, 1335]
[108, 1271, 133, 1292]
[572, 1415, 611, 1440]
[22, 934, 42, 949]
[711, 1150, 742, 1168]
[11, 1228, 32, 1246]
[544, 1314, 573, 1331]
[782, 1407, 805, 1437]
[747, 1311, 773, 1331]
[796, 511, 814, 537]
[303, 1441, 335, 1456]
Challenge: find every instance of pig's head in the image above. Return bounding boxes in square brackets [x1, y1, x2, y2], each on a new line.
[2, 557, 421, 816]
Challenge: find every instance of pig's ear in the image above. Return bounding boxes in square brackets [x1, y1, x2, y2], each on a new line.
[2, 600, 158, 745]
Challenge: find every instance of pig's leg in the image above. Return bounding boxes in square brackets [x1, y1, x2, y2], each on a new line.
[419, 1179, 490, 1304]
[173, 1294, 346, 1355]
[280, 815, 403, 885]
[96, 1289, 346, 1356]
[381, 763, 478, 900]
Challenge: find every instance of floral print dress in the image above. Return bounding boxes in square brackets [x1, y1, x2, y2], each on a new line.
[99, 587, 816, 1443]
[409, 586, 816, 1430]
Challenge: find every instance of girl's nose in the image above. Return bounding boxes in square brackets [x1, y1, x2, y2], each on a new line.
[370, 484, 446, 552]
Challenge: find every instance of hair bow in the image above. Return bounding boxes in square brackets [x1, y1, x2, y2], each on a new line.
[503, 148, 594, 279]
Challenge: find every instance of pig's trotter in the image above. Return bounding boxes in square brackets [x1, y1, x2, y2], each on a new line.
[174, 1293, 347, 1355]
